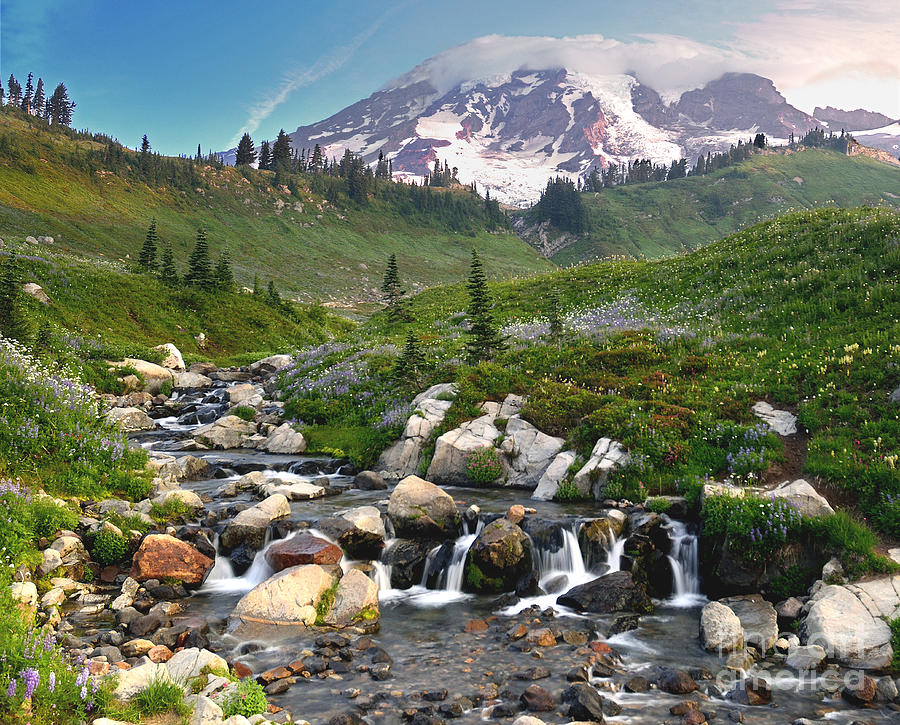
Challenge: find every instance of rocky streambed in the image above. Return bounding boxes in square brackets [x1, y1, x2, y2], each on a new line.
[22, 354, 900, 725]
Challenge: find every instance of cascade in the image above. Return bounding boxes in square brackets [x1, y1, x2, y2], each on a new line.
[662, 516, 703, 606]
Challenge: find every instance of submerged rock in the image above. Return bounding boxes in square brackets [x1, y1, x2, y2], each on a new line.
[463, 518, 533, 594]
[557, 571, 653, 614]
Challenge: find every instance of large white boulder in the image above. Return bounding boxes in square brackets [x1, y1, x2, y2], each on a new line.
[718, 594, 778, 653]
[165, 648, 227, 682]
[531, 450, 577, 501]
[769, 479, 834, 518]
[249, 354, 293, 375]
[193, 415, 258, 449]
[230, 565, 336, 629]
[112, 662, 171, 699]
[387, 476, 459, 539]
[263, 423, 307, 454]
[503, 416, 565, 489]
[700, 601, 744, 653]
[226, 383, 262, 408]
[153, 343, 185, 371]
[112, 358, 175, 395]
[426, 414, 501, 485]
[106, 406, 155, 432]
[752, 401, 797, 435]
[323, 568, 379, 626]
[572, 438, 630, 499]
[175, 371, 212, 390]
[377, 385, 455, 478]
[220, 494, 290, 549]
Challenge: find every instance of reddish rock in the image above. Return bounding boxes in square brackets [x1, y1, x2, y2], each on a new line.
[842, 676, 877, 706]
[258, 666, 292, 684]
[233, 662, 253, 679]
[671, 701, 700, 715]
[526, 628, 557, 647]
[589, 641, 612, 655]
[507, 624, 528, 640]
[100, 566, 120, 583]
[130, 534, 213, 586]
[88, 661, 110, 676]
[521, 684, 556, 711]
[505, 504, 525, 525]
[148, 645, 173, 663]
[683, 712, 707, 724]
[658, 668, 699, 695]
[287, 660, 307, 675]
[465, 619, 490, 634]
[264, 534, 343, 571]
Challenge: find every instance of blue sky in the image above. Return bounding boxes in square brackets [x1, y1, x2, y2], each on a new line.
[2, 0, 897, 155]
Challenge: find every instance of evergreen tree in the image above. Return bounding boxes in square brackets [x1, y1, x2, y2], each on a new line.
[381, 253, 405, 321]
[140, 134, 151, 153]
[214, 250, 234, 292]
[258, 140, 272, 170]
[311, 144, 324, 173]
[32, 78, 45, 118]
[392, 329, 425, 385]
[196, 143, 202, 160]
[21, 73, 34, 113]
[753, 133, 767, 149]
[138, 218, 159, 271]
[157, 241, 178, 286]
[272, 129, 292, 169]
[184, 228, 213, 290]
[6, 75, 21, 106]
[235, 132, 257, 166]
[266, 280, 282, 308]
[0, 253, 32, 341]
[464, 249, 505, 362]
[46, 83, 75, 126]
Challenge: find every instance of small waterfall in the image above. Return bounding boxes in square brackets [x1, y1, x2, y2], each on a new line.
[201, 529, 276, 594]
[535, 525, 588, 590]
[663, 516, 704, 606]
[605, 533, 625, 574]
[372, 538, 396, 592]
[440, 529, 480, 592]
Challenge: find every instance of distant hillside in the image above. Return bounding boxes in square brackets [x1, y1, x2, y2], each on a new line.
[514, 148, 900, 264]
[0, 110, 551, 304]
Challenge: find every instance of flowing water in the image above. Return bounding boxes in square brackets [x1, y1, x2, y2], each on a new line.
[127, 410, 889, 725]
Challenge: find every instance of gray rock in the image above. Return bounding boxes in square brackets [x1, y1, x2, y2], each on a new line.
[426, 414, 501, 485]
[221, 494, 290, 549]
[387, 476, 460, 539]
[175, 372, 213, 390]
[230, 565, 336, 630]
[531, 450, 577, 501]
[113, 662, 171, 699]
[572, 437, 629, 499]
[785, 644, 827, 671]
[166, 647, 228, 682]
[889, 387, 900, 404]
[263, 423, 307, 454]
[752, 401, 797, 435]
[106, 406, 155, 432]
[355, 471, 386, 491]
[718, 595, 778, 653]
[323, 568, 379, 626]
[769, 479, 833, 518]
[503, 416, 565, 489]
[194, 415, 258, 449]
[700, 601, 744, 653]
[189, 695, 224, 724]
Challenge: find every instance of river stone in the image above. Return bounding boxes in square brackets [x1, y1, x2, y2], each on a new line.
[259, 479, 325, 501]
[112, 358, 175, 394]
[342, 506, 386, 539]
[558, 571, 653, 614]
[130, 534, 214, 587]
[106, 406, 156, 431]
[38, 547, 63, 577]
[264, 423, 307, 454]
[463, 518, 533, 594]
[113, 662, 172, 699]
[153, 343, 185, 371]
[801, 582, 894, 669]
[194, 415, 258, 449]
[387, 476, 460, 540]
[504, 416, 565, 489]
[188, 695, 224, 724]
[317, 515, 385, 560]
[520, 684, 555, 712]
[561, 682, 607, 721]
[152, 488, 204, 511]
[700, 601, 744, 653]
[718, 594, 778, 653]
[226, 383, 260, 405]
[383, 539, 433, 589]
[249, 354, 293, 375]
[531, 450, 577, 500]
[377, 439, 423, 480]
[752, 401, 797, 435]
[769, 479, 833, 518]
[657, 668, 699, 694]
[786, 644, 827, 671]
[230, 564, 336, 629]
[572, 437, 629, 499]
[324, 568, 379, 626]
[166, 647, 227, 682]
[425, 414, 501, 485]
[265, 534, 343, 571]
[355, 471, 387, 491]
[175, 371, 213, 390]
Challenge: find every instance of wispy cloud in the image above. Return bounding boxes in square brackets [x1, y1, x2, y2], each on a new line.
[229, 1, 413, 147]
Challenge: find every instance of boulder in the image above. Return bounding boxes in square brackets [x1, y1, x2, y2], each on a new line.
[259, 479, 326, 501]
[530, 450, 577, 501]
[249, 354, 293, 376]
[355, 471, 387, 491]
[226, 383, 262, 407]
[752, 401, 797, 435]
[116, 358, 175, 395]
[230, 565, 336, 630]
[175, 372, 213, 390]
[426, 415, 501, 485]
[106, 406, 155, 432]
[383, 539, 433, 589]
[578, 510, 628, 565]
[558, 571, 653, 614]
[657, 668, 698, 694]
[112, 662, 171, 699]
[718, 595, 778, 653]
[317, 513, 384, 560]
[376, 389, 455, 479]
[194, 415, 257, 449]
[387, 476, 460, 540]
[769, 479, 833, 518]
[561, 683, 607, 722]
[152, 488, 203, 511]
[153, 343, 185, 371]
[265, 534, 343, 571]
[463, 518, 533, 593]
[785, 644, 827, 671]
[520, 684, 555, 712]
[342, 506, 386, 539]
[22, 282, 50, 305]
[166, 647, 227, 682]
[189, 696, 223, 725]
[731, 677, 771, 706]
[801, 580, 897, 669]
[324, 568, 379, 625]
[503, 417, 565, 489]
[220, 495, 290, 550]
[572, 438, 629, 499]
[376, 439, 423, 480]
[700, 601, 744, 653]
[130, 534, 214, 587]
[49, 535, 89, 579]
[263, 422, 307, 454]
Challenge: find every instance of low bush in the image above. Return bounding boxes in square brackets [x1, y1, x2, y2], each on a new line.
[133, 676, 187, 716]
[216, 679, 268, 718]
[552, 480, 583, 502]
[90, 529, 129, 566]
[465, 446, 504, 485]
[29, 498, 78, 540]
[232, 405, 257, 422]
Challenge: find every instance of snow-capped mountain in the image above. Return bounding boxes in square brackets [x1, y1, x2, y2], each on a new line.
[234, 36, 899, 206]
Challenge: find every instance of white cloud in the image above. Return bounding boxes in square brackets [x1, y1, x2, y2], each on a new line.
[229, 0, 414, 147]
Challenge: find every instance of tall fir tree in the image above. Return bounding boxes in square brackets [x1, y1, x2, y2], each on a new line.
[157, 241, 178, 286]
[392, 329, 426, 385]
[138, 219, 159, 271]
[47, 83, 75, 126]
[140, 134, 151, 153]
[464, 249, 505, 362]
[0, 253, 32, 341]
[266, 280, 282, 308]
[546, 288, 563, 346]
[235, 133, 257, 166]
[184, 228, 213, 290]
[32, 78, 45, 118]
[21, 73, 34, 113]
[214, 250, 234, 291]
[6, 75, 21, 106]
[381, 253, 405, 321]
[258, 140, 272, 170]
[272, 129, 292, 169]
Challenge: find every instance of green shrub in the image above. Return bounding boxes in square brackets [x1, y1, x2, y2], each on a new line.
[90, 529, 128, 566]
[890, 618, 900, 672]
[464, 446, 504, 485]
[216, 679, 268, 718]
[766, 564, 817, 601]
[701, 493, 804, 565]
[29, 498, 78, 540]
[646, 497, 672, 514]
[553, 480, 584, 502]
[810, 511, 897, 577]
[133, 676, 187, 715]
[150, 498, 192, 524]
[232, 405, 257, 422]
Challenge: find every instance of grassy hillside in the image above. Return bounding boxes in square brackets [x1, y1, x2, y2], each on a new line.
[0, 110, 551, 302]
[516, 149, 900, 264]
[277, 208, 900, 572]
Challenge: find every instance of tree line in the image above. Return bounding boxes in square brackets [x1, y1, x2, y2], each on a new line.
[1, 72, 75, 126]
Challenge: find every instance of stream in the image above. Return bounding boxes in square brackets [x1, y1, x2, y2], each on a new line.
[126, 386, 891, 724]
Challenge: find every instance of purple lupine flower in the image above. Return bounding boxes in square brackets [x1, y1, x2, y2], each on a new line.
[20, 668, 39, 699]
[48, 672, 56, 693]
[75, 666, 89, 687]
[7, 679, 15, 698]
